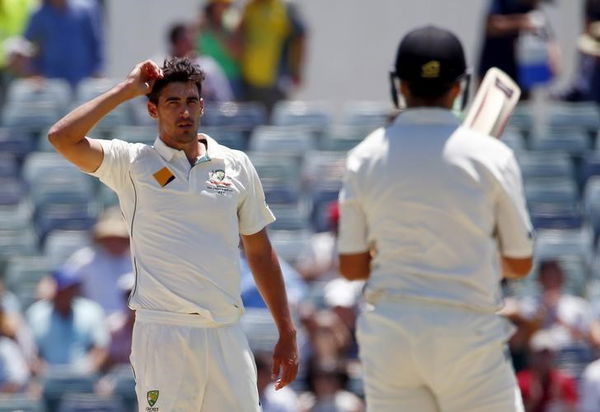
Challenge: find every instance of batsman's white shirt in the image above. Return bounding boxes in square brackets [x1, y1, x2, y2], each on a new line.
[89, 135, 275, 323]
[338, 108, 533, 313]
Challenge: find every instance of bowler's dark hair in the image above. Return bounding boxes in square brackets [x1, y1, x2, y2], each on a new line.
[146, 57, 205, 104]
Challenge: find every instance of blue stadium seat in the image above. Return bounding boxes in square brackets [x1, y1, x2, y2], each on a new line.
[0, 201, 33, 231]
[0, 177, 26, 206]
[204, 101, 267, 130]
[0, 152, 18, 177]
[202, 126, 247, 151]
[249, 126, 316, 158]
[7, 78, 72, 113]
[525, 178, 579, 209]
[269, 204, 311, 231]
[35, 203, 97, 242]
[272, 101, 332, 134]
[548, 102, 600, 133]
[0, 127, 36, 160]
[581, 153, 600, 186]
[301, 151, 346, 189]
[507, 103, 534, 133]
[528, 129, 590, 155]
[0, 228, 38, 263]
[43, 230, 91, 269]
[2, 101, 61, 134]
[269, 229, 313, 266]
[58, 393, 124, 412]
[340, 101, 390, 129]
[111, 125, 156, 145]
[534, 228, 594, 264]
[0, 395, 44, 412]
[501, 128, 526, 152]
[530, 204, 583, 230]
[319, 125, 375, 152]
[519, 152, 574, 180]
[41, 368, 98, 412]
[4, 255, 53, 308]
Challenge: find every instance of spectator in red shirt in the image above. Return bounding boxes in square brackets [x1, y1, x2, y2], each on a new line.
[517, 331, 578, 412]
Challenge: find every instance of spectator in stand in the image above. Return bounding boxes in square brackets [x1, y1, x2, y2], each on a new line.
[255, 351, 300, 412]
[238, 0, 306, 118]
[63, 207, 132, 317]
[295, 202, 339, 283]
[517, 331, 578, 412]
[23, 0, 103, 87]
[196, 0, 243, 99]
[477, 0, 559, 100]
[26, 268, 109, 374]
[519, 260, 599, 352]
[103, 272, 134, 372]
[164, 22, 233, 102]
[298, 358, 364, 412]
[0, 307, 31, 393]
[560, 0, 600, 104]
[0, 0, 37, 108]
[579, 353, 600, 412]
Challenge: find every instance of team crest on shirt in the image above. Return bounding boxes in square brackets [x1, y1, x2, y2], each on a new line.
[146, 390, 159, 411]
[206, 169, 233, 195]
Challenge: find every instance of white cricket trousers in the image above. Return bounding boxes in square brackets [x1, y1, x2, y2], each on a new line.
[130, 309, 260, 412]
[356, 297, 525, 412]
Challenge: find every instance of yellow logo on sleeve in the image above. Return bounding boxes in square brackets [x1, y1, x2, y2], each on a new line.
[153, 167, 175, 187]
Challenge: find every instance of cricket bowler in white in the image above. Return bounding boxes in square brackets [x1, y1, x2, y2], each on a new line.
[48, 57, 299, 411]
[338, 26, 534, 412]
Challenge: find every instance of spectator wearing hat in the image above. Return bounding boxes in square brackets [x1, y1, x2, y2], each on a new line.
[102, 272, 135, 372]
[26, 268, 109, 373]
[517, 331, 578, 412]
[62, 207, 132, 316]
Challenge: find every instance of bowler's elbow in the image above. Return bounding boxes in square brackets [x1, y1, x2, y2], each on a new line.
[47, 124, 64, 149]
[502, 255, 533, 280]
[339, 252, 371, 281]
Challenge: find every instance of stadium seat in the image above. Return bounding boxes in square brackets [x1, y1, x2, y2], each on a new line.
[22, 152, 82, 185]
[204, 101, 267, 130]
[43, 230, 91, 269]
[319, 125, 375, 152]
[547, 102, 600, 133]
[35, 203, 97, 242]
[272, 100, 332, 134]
[0, 152, 18, 177]
[111, 125, 157, 145]
[528, 129, 590, 155]
[41, 367, 98, 412]
[0, 201, 34, 231]
[7, 78, 72, 113]
[2, 101, 61, 134]
[518, 152, 575, 180]
[4, 255, 53, 308]
[241, 308, 279, 352]
[0, 228, 38, 262]
[202, 126, 247, 151]
[98, 184, 119, 208]
[340, 101, 390, 129]
[269, 229, 313, 266]
[0, 395, 44, 412]
[534, 228, 594, 264]
[507, 102, 535, 134]
[501, 128, 526, 152]
[530, 204, 583, 230]
[583, 177, 600, 241]
[524, 178, 579, 209]
[249, 125, 316, 158]
[0, 177, 26, 206]
[269, 204, 311, 231]
[301, 150, 346, 189]
[0, 127, 36, 160]
[581, 153, 600, 186]
[58, 393, 124, 412]
[109, 365, 137, 412]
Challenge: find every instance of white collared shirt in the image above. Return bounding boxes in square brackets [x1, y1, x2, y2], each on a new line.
[338, 108, 533, 313]
[89, 134, 275, 323]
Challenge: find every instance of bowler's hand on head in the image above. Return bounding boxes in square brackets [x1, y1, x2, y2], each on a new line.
[124, 60, 164, 99]
[271, 331, 299, 390]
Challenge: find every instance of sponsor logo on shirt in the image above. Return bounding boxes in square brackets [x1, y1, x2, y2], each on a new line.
[206, 169, 233, 195]
[146, 390, 159, 411]
[153, 167, 175, 187]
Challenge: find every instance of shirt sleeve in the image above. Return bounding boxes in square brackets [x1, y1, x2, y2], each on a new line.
[237, 154, 276, 236]
[495, 152, 534, 258]
[337, 155, 369, 254]
[87, 139, 136, 195]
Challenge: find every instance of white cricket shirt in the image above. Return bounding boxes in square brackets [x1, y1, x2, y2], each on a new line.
[89, 135, 275, 323]
[338, 108, 533, 313]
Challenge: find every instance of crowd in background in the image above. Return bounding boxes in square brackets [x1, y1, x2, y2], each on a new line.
[0, 0, 598, 411]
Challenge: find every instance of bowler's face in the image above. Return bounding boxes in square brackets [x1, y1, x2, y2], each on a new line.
[151, 81, 204, 147]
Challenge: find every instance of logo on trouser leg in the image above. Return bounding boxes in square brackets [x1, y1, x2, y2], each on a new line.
[146, 390, 159, 411]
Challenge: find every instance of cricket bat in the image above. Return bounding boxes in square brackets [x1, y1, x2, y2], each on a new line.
[462, 67, 521, 138]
